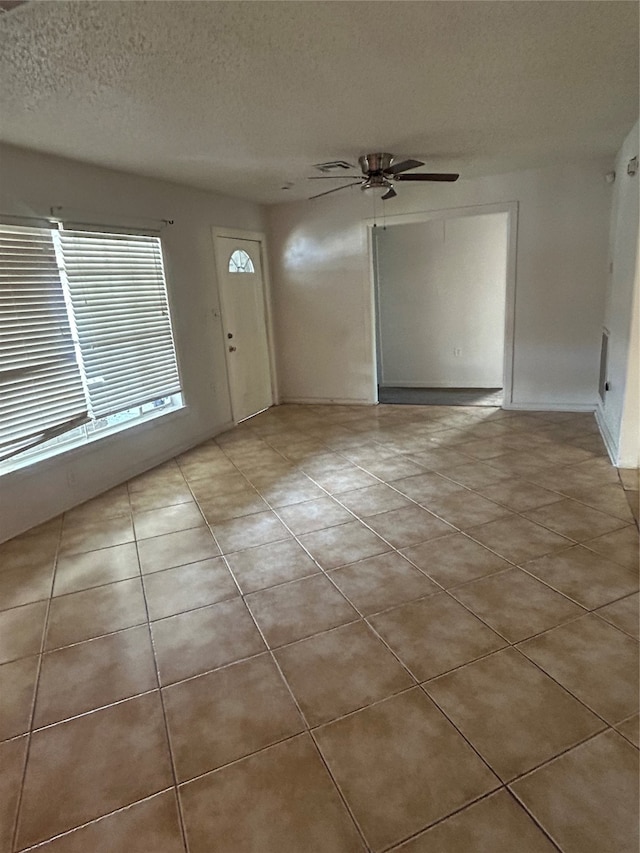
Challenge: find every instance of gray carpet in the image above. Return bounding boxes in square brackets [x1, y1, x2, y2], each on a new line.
[378, 387, 504, 406]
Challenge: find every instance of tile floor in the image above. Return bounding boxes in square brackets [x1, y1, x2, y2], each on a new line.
[0, 403, 638, 853]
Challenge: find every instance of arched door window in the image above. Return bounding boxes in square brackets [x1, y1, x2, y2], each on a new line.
[228, 249, 255, 273]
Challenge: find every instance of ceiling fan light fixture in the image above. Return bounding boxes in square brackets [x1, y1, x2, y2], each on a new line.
[362, 185, 389, 197]
[361, 176, 392, 196]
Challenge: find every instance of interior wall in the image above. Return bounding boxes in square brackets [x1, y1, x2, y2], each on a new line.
[598, 121, 640, 467]
[266, 193, 374, 404]
[267, 159, 612, 409]
[376, 212, 508, 388]
[0, 143, 265, 542]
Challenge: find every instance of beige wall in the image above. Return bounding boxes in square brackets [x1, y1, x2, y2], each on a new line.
[267, 192, 375, 404]
[267, 160, 612, 409]
[0, 144, 265, 541]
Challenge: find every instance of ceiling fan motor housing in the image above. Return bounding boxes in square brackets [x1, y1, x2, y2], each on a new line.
[359, 153, 395, 174]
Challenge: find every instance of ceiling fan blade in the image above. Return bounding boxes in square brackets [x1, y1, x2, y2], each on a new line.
[386, 159, 424, 175]
[309, 182, 362, 199]
[381, 187, 397, 200]
[308, 175, 360, 180]
[395, 173, 460, 182]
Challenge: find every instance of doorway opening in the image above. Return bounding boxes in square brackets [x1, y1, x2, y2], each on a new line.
[371, 204, 516, 407]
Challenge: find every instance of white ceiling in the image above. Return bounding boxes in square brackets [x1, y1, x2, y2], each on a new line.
[0, 1, 637, 204]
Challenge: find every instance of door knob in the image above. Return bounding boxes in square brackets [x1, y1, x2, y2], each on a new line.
[229, 346, 237, 352]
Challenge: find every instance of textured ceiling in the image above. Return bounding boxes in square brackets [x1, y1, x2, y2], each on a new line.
[0, 1, 637, 203]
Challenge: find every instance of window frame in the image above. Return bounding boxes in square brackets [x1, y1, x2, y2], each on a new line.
[0, 220, 186, 477]
[228, 248, 255, 273]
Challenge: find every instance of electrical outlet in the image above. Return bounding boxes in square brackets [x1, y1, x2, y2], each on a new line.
[453, 348, 462, 357]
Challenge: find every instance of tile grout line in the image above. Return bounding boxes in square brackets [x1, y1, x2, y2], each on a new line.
[307, 729, 374, 853]
[510, 641, 633, 734]
[13, 787, 178, 853]
[10, 515, 65, 853]
[506, 786, 566, 852]
[377, 786, 564, 853]
[127, 478, 190, 853]
[423, 675, 612, 784]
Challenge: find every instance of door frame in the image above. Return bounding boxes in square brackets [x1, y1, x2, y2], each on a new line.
[211, 227, 279, 422]
[365, 201, 519, 406]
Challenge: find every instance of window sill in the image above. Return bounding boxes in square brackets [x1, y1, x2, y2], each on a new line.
[0, 401, 188, 483]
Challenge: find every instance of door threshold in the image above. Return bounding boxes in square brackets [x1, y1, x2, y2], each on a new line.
[236, 406, 271, 424]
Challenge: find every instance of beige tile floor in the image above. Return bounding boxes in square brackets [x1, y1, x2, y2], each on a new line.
[1, 403, 638, 853]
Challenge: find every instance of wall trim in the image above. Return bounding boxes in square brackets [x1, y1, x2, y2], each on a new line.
[280, 396, 375, 406]
[502, 402, 596, 412]
[282, 398, 599, 412]
[377, 381, 505, 389]
[595, 403, 619, 465]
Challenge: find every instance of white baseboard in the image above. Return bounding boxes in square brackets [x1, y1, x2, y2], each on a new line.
[210, 420, 236, 438]
[379, 382, 503, 389]
[282, 398, 598, 413]
[280, 397, 376, 406]
[502, 402, 596, 413]
[595, 404, 618, 465]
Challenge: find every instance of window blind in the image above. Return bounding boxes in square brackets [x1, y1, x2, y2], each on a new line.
[0, 224, 88, 461]
[56, 230, 181, 419]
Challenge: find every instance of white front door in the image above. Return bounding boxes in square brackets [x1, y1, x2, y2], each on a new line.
[216, 236, 273, 422]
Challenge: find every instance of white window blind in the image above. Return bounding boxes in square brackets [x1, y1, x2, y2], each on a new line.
[56, 230, 181, 419]
[0, 224, 88, 461]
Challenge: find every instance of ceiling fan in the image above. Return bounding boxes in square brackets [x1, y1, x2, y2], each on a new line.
[309, 153, 459, 200]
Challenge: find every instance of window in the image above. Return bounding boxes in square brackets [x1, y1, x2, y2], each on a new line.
[0, 224, 89, 462]
[228, 249, 254, 273]
[0, 223, 182, 472]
